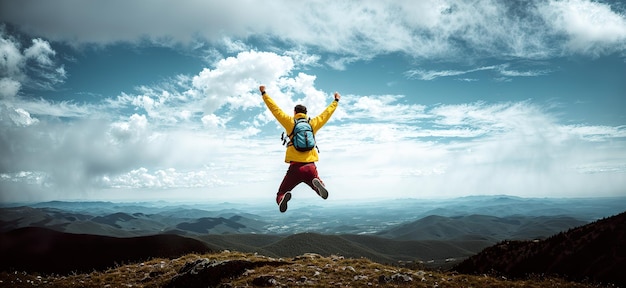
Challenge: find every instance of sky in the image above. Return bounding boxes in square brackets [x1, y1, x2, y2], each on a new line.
[0, 0, 625, 204]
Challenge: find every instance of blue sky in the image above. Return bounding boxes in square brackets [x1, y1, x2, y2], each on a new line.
[0, 0, 625, 204]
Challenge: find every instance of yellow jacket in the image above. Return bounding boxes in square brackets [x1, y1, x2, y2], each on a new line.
[262, 93, 339, 163]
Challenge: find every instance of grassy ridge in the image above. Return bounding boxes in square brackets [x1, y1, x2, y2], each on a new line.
[193, 232, 491, 266]
[0, 251, 609, 288]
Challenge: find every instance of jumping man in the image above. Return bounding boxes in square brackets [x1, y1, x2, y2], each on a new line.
[259, 85, 340, 212]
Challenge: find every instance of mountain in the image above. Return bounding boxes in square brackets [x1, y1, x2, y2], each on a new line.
[175, 216, 265, 234]
[0, 197, 604, 240]
[0, 227, 212, 274]
[340, 234, 491, 267]
[376, 214, 586, 241]
[0, 206, 269, 236]
[454, 210, 626, 287]
[261, 232, 396, 263]
[192, 232, 493, 268]
[198, 233, 285, 253]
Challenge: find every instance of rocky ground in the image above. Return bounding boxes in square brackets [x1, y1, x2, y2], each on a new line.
[0, 251, 612, 288]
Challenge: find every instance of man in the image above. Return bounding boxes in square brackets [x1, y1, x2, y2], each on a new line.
[260, 85, 340, 212]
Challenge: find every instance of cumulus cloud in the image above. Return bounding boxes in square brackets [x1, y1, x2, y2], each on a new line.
[538, 0, 626, 55]
[0, 50, 310, 201]
[320, 98, 626, 199]
[9, 107, 39, 126]
[0, 78, 21, 99]
[201, 114, 227, 128]
[23, 38, 55, 65]
[109, 114, 149, 143]
[188, 51, 293, 114]
[100, 167, 229, 189]
[102, 50, 322, 128]
[0, 32, 624, 202]
[0, 25, 66, 99]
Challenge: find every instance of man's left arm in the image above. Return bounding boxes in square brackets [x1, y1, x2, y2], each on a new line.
[311, 92, 340, 130]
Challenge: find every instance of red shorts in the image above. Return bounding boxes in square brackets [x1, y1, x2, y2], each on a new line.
[277, 162, 322, 195]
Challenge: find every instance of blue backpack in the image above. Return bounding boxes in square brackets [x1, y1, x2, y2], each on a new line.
[282, 118, 317, 152]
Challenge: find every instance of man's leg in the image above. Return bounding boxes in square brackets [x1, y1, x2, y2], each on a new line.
[302, 163, 328, 199]
[276, 163, 302, 212]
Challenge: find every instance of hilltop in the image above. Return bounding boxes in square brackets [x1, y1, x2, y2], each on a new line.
[0, 251, 609, 288]
[0, 227, 212, 274]
[455, 210, 626, 287]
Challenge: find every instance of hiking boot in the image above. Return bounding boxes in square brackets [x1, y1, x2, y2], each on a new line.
[277, 192, 291, 213]
[312, 178, 328, 199]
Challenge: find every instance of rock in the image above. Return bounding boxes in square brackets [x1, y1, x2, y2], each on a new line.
[391, 273, 413, 283]
[165, 258, 288, 288]
[252, 275, 278, 287]
[378, 275, 389, 284]
[293, 253, 323, 261]
[379, 273, 413, 284]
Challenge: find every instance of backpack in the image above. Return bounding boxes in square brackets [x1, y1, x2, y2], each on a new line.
[282, 117, 317, 152]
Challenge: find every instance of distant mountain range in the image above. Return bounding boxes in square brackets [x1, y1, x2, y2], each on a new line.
[1, 209, 624, 286]
[4, 195, 622, 236]
[376, 214, 587, 241]
[1, 195, 623, 272]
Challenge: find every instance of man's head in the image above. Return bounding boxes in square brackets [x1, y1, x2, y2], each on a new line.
[294, 104, 307, 115]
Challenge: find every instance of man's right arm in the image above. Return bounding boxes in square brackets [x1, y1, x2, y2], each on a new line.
[260, 86, 292, 129]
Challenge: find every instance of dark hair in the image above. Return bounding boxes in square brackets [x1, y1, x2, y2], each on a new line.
[294, 104, 307, 114]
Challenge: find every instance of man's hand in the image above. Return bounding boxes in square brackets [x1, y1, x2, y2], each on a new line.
[334, 92, 341, 101]
[259, 85, 266, 94]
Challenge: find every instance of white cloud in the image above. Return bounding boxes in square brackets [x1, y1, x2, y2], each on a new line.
[23, 38, 55, 65]
[189, 50, 293, 114]
[9, 108, 39, 126]
[221, 37, 249, 54]
[2, 89, 625, 202]
[0, 39, 624, 203]
[406, 69, 469, 81]
[201, 114, 226, 128]
[406, 64, 549, 81]
[100, 167, 230, 189]
[0, 29, 24, 80]
[319, 99, 626, 199]
[539, 0, 626, 55]
[0, 78, 21, 99]
[284, 50, 321, 69]
[14, 98, 94, 118]
[346, 95, 428, 122]
[2, 1, 625, 61]
[563, 124, 626, 141]
[97, 50, 327, 132]
[109, 114, 149, 144]
[0, 26, 65, 99]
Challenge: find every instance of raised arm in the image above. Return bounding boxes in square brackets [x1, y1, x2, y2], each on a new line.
[309, 92, 340, 131]
[260, 85, 293, 130]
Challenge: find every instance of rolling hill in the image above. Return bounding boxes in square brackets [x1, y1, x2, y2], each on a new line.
[1, 204, 624, 286]
[454, 211, 626, 287]
[376, 214, 586, 241]
[0, 227, 212, 274]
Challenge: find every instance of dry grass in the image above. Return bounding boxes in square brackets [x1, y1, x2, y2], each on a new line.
[0, 251, 612, 288]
